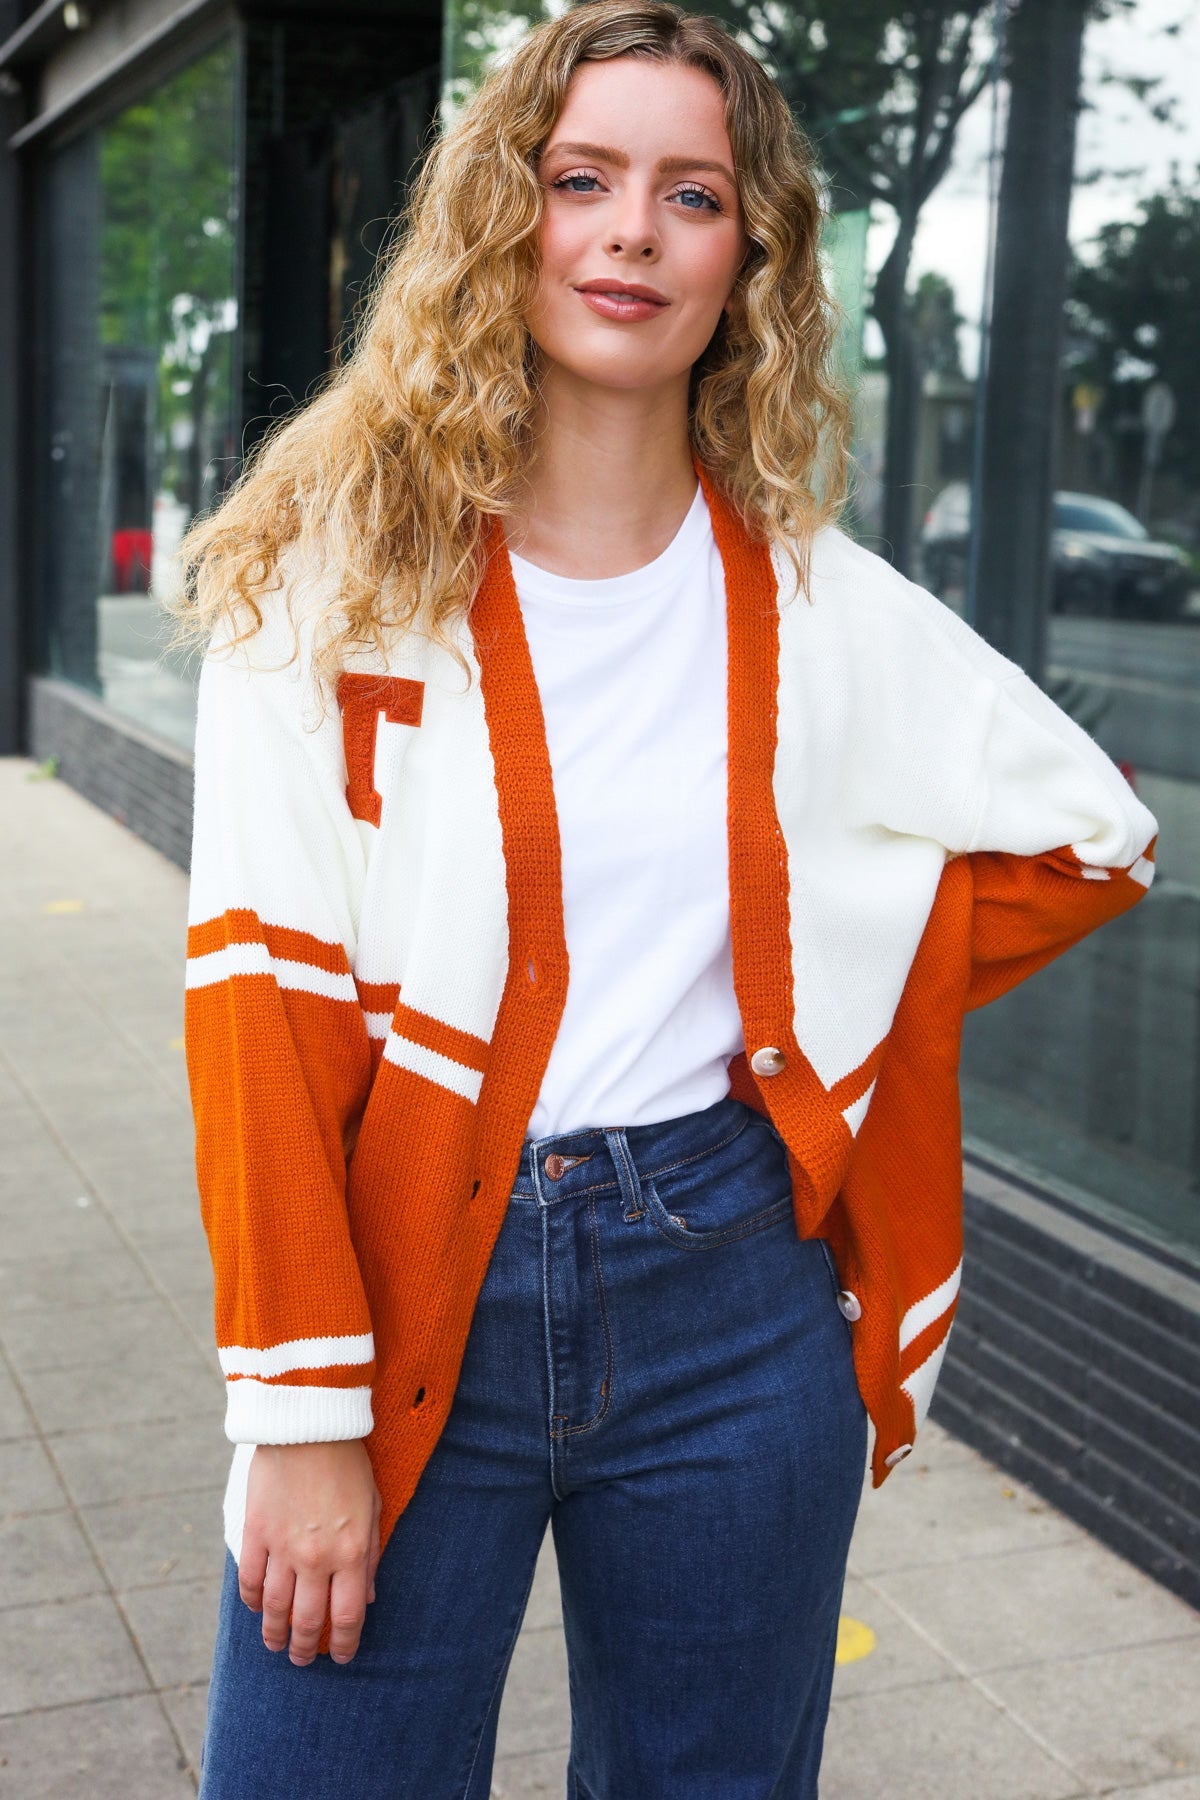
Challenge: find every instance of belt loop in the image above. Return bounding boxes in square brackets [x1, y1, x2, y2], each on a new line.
[604, 1127, 645, 1222]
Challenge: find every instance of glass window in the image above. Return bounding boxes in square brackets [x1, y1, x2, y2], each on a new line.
[40, 38, 240, 751]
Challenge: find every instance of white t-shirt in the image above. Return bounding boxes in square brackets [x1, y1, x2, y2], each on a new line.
[509, 478, 745, 1141]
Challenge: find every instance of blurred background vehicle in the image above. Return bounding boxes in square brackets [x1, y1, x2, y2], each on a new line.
[921, 482, 1195, 620]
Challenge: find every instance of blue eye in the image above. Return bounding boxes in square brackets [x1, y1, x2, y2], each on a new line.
[673, 184, 722, 213]
[552, 172, 602, 193]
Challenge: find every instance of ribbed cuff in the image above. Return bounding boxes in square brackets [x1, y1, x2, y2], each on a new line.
[224, 1379, 374, 1444]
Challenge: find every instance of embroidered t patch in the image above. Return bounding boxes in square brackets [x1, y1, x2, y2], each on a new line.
[337, 672, 425, 827]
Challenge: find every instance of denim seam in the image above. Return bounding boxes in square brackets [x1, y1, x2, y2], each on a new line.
[553, 1189, 616, 1440]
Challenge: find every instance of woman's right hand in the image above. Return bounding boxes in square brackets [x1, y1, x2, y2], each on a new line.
[238, 1439, 382, 1666]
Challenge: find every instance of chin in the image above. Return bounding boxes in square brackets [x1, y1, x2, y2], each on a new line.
[553, 343, 695, 392]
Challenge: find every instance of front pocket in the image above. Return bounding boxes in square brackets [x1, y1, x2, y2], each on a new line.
[642, 1172, 794, 1251]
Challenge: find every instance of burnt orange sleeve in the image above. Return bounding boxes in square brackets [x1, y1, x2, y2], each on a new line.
[185, 630, 377, 1444]
[965, 834, 1156, 1011]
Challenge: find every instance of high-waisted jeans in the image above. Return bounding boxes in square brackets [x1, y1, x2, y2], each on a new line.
[198, 1095, 868, 1799]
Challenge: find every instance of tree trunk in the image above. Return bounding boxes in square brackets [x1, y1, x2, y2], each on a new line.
[873, 219, 924, 574]
[971, 0, 1089, 678]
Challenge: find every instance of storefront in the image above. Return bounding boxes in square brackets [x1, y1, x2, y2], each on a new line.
[2, 0, 441, 852]
[2, 0, 1197, 1605]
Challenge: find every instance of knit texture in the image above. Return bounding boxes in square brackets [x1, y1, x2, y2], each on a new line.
[185, 456, 1160, 1587]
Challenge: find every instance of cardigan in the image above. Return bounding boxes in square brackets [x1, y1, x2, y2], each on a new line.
[183, 457, 1160, 1569]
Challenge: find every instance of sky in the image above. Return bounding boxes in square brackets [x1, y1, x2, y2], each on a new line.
[860, 0, 1200, 376]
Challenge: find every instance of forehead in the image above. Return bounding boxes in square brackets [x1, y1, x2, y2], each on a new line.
[544, 56, 734, 159]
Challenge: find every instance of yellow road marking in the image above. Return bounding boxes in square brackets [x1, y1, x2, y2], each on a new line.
[835, 1616, 877, 1664]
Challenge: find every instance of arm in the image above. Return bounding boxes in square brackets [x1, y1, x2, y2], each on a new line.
[958, 664, 1158, 1010]
[185, 577, 381, 1660]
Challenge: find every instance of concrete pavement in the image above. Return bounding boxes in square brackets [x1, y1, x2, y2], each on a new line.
[1, 753, 1197, 1799]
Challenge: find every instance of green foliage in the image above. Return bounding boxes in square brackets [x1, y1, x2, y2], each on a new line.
[98, 40, 239, 509]
[700, 1, 993, 222]
[908, 270, 964, 377]
[1067, 168, 1200, 488]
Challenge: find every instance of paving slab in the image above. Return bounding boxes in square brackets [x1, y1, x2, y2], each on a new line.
[0, 1510, 107, 1610]
[1106, 1781, 1200, 1799]
[118, 1574, 227, 1690]
[18, 1349, 220, 1437]
[848, 1452, 1086, 1576]
[0, 1593, 149, 1716]
[0, 1437, 64, 1516]
[0, 1693, 195, 1799]
[83, 1487, 229, 1591]
[829, 1573, 959, 1698]
[159, 1681, 211, 1786]
[0, 1364, 34, 1441]
[49, 1416, 228, 1510]
[2, 1294, 205, 1377]
[985, 1636, 1200, 1791]
[490, 1747, 573, 1798]
[874, 1535, 1200, 1675]
[493, 1623, 572, 1761]
[821, 1677, 1085, 1799]
[0, 1244, 158, 1310]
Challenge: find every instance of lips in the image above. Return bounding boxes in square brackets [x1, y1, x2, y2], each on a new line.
[573, 280, 669, 305]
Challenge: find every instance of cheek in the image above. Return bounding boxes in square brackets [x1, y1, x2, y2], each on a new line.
[676, 228, 744, 307]
[537, 207, 587, 287]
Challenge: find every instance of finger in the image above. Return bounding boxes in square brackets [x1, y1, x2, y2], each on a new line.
[328, 1565, 369, 1664]
[238, 1531, 269, 1614]
[260, 1560, 296, 1654]
[288, 1569, 331, 1667]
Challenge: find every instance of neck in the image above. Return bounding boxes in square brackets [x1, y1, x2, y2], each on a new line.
[505, 362, 699, 578]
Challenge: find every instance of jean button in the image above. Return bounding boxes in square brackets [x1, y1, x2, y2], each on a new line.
[544, 1153, 566, 1181]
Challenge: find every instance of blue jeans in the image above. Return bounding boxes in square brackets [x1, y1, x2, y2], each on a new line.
[199, 1095, 867, 1799]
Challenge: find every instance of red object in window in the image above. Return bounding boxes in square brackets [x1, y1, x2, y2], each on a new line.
[111, 529, 153, 593]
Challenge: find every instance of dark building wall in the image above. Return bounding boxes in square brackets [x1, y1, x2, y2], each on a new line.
[0, 2, 22, 752]
[28, 676, 195, 868]
[935, 1159, 1200, 1611]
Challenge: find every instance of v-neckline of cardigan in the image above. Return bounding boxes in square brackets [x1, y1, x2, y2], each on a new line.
[465, 454, 847, 1225]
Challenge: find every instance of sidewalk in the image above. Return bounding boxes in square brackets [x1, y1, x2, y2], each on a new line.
[0, 753, 1196, 1800]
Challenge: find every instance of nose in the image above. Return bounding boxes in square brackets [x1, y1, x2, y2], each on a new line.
[604, 181, 659, 262]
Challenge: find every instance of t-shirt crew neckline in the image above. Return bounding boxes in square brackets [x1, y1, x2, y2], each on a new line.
[506, 478, 710, 607]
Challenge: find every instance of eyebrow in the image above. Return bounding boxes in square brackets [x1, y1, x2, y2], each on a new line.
[541, 140, 737, 187]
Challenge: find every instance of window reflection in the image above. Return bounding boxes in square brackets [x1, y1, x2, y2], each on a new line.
[43, 38, 239, 749]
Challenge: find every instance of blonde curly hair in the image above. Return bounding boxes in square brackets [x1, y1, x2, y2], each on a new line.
[164, 0, 851, 700]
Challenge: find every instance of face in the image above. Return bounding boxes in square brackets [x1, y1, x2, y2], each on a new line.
[527, 56, 749, 396]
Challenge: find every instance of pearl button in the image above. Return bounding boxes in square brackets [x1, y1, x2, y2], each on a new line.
[836, 1289, 862, 1322]
[884, 1444, 913, 1468]
[750, 1045, 786, 1077]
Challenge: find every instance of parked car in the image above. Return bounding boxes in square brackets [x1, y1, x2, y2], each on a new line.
[921, 484, 1194, 621]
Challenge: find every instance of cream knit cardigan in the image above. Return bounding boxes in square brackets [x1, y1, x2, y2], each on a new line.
[184, 463, 1159, 1566]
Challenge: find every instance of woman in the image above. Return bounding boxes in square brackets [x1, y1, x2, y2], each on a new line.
[173, 2, 1159, 1794]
